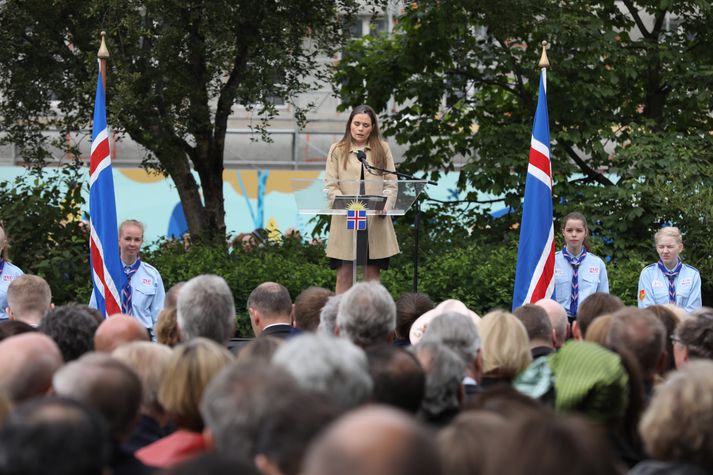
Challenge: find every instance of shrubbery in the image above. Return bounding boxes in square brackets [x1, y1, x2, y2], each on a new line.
[0, 169, 699, 337]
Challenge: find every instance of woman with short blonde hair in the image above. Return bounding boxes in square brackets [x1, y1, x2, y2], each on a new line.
[136, 338, 233, 468]
[480, 310, 532, 386]
[638, 226, 701, 313]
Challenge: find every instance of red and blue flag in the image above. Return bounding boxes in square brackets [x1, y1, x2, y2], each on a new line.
[346, 209, 367, 231]
[89, 62, 125, 318]
[512, 69, 555, 310]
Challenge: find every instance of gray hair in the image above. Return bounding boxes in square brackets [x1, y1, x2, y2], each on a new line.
[422, 312, 480, 366]
[272, 333, 373, 411]
[177, 274, 235, 344]
[411, 341, 465, 419]
[200, 363, 300, 460]
[337, 281, 396, 346]
[318, 294, 342, 336]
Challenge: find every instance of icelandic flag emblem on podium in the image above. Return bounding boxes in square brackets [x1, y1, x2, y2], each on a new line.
[347, 209, 367, 231]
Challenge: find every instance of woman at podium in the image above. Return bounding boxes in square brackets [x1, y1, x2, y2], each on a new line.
[325, 105, 400, 293]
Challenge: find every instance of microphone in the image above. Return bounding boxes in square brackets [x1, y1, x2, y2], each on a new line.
[356, 150, 367, 166]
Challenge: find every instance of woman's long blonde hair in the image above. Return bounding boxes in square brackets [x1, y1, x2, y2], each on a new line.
[335, 104, 387, 172]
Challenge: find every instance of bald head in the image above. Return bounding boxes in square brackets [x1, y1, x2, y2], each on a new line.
[535, 299, 568, 348]
[304, 406, 441, 475]
[94, 315, 149, 353]
[0, 333, 62, 403]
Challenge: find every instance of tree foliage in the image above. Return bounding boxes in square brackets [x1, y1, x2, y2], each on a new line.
[0, 167, 90, 305]
[0, 0, 385, 243]
[336, 0, 713, 302]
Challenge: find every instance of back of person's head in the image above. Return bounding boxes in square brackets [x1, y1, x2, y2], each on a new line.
[248, 282, 293, 321]
[438, 411, 507, 475]
[576, 292, 624, 337]
[6, 274, 52, 325]
[177, 274, 236, 344]
[112, 341, 173, 415]
[422, 311, 480, 367]
[236, 336, 284, 365]
[534, 298, 568, 347]
[647, 304, 681, 373]
[483, 413, 621, 475]
[159, 337, 233, 432]
[337, 281, 396, 347]
[93, 315, 149, 353]
[607, 308, 666, 380]
[164, 281, 185, 309]
[159, 452, 260, 475]
[514, 304, 553, 345]
[366, 344, 425, 414]
[639, 360, 713, 471]
[272, 333, 373, 412]
[396, 292, 435, 341]
[411, 341, 465, 423]
[0, 319, 36, 341]
[584, 314, 612, 345]
[254, 391, 340, 475]
[480, 310, 532, 380]
[200, 362, 300, 460]
[675, 307, 713, 363]
[409, 299, 480, 345]
[303, 405, 442, 475]
[465, 385, 546, 420]
[0, 332, 62, 404]
[40, 304, 99, 362]
[52, 352, 141, 442]
[155, 306, 181, 347]
[318, 294, 341, 336]
[293, 287, 334, 332]
[0, 396, 110, 475]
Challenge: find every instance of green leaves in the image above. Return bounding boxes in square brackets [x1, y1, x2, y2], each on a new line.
[0, 165, 91, 305]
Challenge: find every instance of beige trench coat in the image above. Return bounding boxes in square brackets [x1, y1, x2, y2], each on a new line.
[325, 141, 400, 261]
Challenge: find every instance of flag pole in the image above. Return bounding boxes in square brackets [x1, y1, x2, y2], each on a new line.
[539, 40, 549, 93]
[98, 31, 109, 92]
[511, 39, 555, 310]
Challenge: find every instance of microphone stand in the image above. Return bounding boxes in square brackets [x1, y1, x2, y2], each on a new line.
[359, 158, 437, 292]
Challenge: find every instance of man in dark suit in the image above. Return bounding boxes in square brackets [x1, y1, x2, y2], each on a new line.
[248, 282, 296, 339]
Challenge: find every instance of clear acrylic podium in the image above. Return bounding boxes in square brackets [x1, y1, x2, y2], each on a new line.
[291, 178, 428, 285]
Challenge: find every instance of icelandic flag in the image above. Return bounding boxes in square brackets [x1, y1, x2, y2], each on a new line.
[89, 62, 125, 318]
[512, 69, 555, 310]
[346, 209, 367, 231]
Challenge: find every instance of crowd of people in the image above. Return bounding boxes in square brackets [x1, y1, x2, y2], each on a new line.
[0, 254, 712, 474]
[0, 103, 709, 474]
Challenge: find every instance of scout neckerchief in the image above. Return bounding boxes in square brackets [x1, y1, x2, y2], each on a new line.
[657, 259, 683, 304]
[562, 247, 588, 317]
[121, 259, 142, 315]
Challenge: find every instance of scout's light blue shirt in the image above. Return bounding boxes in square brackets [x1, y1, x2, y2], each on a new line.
[554, 251, 609, 317]
[0, 261, 24, 320]
[637, 263, 701, 313]
[90, 260, 165, 329]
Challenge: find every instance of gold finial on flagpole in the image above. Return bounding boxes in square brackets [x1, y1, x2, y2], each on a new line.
[98, 32, 110, 97]
[97, 31, 110, 59]
[538, 40, 550, 69]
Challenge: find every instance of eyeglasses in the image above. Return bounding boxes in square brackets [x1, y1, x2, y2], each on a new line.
[670, 335, 682, 345]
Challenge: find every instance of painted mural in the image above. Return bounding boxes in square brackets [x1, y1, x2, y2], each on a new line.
[0, 166, 495, 244]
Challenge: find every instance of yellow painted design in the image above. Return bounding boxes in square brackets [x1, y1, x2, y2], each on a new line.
[118, 168, 166, 183]
[346, 200, 367, 211]
[266, 217, 281, 242]
[224, 170, 320, 197]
